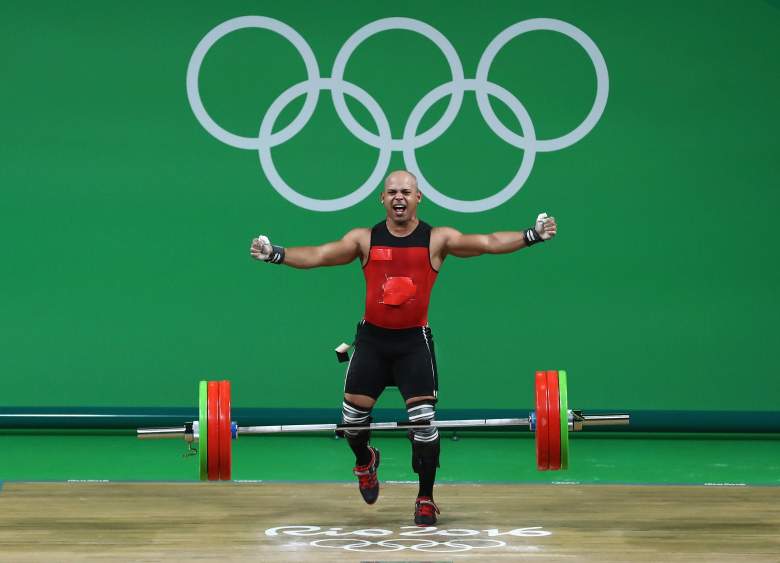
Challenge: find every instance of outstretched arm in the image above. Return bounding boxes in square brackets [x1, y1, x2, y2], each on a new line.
[438, 213, 557, 259]
[250, 228, 367, 269]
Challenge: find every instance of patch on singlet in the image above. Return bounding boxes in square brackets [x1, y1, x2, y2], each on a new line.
[370, 248, 393, 261]
[381, 276, 416, 306]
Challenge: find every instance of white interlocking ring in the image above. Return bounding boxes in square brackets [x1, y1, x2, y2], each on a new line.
[187, 16, 609, 212]
[258, 78, 392, 212]
[331, 17, 465, 151]
[403, 79, 536, 213]
[186, 16, 321, 150]
[475, 18, 609, 152]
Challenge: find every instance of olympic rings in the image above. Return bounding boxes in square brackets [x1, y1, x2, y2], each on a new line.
[310, 537, 506, 553]
[187, 16, 609, 212]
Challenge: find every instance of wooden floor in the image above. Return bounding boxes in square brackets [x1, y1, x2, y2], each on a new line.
[0, 482, 779, 562]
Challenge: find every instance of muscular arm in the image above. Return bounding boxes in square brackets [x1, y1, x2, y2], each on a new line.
[439, 228, 530, 258]
[265, 228, 368, 269]
[431, 215, 556, 265]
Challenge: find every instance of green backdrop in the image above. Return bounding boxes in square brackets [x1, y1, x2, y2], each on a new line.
[1, 0, 778, 412]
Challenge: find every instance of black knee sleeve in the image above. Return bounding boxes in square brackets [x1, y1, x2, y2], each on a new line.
[411, 437, 440, 474]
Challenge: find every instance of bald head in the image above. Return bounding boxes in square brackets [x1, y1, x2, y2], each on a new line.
[384, 170, 418, 192]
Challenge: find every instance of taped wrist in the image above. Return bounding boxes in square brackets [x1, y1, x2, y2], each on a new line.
[523, 228, 544, 246]
[264, 245, 285, 264]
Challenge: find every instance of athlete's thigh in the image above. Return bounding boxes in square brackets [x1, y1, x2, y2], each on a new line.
[393, 332, 438, 402]
[344, 336, 392, 400]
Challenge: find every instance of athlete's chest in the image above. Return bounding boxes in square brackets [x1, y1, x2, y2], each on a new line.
[368, 246, 431, 268]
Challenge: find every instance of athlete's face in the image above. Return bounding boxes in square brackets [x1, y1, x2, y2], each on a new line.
[381, 173, 421, 224]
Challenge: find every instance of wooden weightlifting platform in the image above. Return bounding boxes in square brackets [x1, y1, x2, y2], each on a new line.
[0, 482, 778, 561]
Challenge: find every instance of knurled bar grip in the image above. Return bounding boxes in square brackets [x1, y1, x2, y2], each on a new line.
[239, 417, 531, 434]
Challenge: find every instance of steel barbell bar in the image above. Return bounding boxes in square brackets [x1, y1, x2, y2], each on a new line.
[136, 371, 630, 480]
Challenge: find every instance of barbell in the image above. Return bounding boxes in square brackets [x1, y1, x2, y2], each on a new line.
[137, 370, 630, 481]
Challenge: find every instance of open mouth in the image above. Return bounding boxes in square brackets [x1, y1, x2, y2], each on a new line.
[392, 203, 406, 215]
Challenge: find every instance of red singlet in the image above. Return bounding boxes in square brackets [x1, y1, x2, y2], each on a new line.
[362, 221, 438, 329]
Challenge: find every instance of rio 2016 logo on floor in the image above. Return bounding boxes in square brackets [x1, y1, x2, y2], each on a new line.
[265, 525, 551, 553]
[187, 17, 608, 213]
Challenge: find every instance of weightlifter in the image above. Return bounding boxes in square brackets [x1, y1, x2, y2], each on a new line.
[250, 170, 557, 526]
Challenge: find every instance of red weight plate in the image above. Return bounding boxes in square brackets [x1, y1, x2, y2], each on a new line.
[535, 371, 550, 470]
[207, 381, 220, 481]
[546, 370, 561, 471]
[218, 380, 232, 481]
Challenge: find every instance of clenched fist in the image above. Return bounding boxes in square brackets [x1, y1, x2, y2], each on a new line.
[534, 213, 557, 241]
[250, 235, 285, 264]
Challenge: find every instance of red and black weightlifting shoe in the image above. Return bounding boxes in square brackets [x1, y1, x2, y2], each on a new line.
[414, 496, 440, 527]
[352, 446, 380, 504]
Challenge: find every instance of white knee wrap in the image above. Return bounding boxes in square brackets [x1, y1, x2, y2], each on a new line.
[407, 401, 439, 443]
[342, 401, 371, 438]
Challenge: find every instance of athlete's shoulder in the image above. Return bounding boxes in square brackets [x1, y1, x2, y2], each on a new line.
[431, 225, 461, 241]
[343, 227, 371, 243]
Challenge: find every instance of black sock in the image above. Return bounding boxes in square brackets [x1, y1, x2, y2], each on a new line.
[417, 467, 436, 498]
[347, 435, 372, 466]
[411, 438, 440, 499]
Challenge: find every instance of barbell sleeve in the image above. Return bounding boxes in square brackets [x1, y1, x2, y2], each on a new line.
[580, 414, 630, 426]
[137, 427, 187, 439]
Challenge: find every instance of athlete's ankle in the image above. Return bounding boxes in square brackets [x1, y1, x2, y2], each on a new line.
[352, 444, 372, 466]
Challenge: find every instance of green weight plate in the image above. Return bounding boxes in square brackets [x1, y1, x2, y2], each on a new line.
[199, 380, 208, 480]
[559, 370, 569, 470]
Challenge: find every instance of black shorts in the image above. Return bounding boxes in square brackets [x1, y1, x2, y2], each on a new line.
[343, 321, 439, 401]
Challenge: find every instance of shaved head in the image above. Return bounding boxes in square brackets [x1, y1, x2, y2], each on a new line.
[384, 170, 418, 192]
